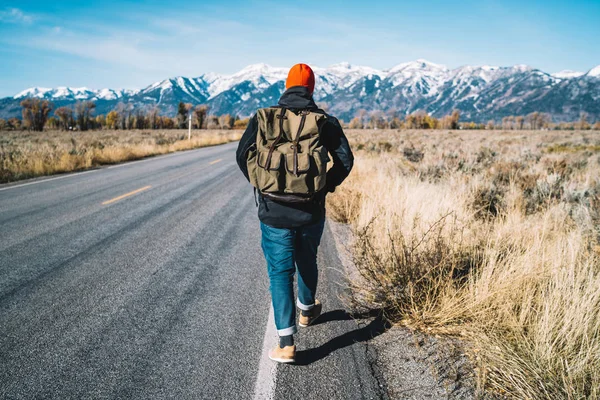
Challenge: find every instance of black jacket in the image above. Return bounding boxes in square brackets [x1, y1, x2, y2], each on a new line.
[235, 86, 354, 228]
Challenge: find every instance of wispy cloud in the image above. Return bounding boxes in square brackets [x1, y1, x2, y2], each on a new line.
[0, 8, 34, 24]
[5, 11, 266, 77]
[0, 0, 598, 98]
[18, 25, 224, 78]
[29, 32, 177, 73]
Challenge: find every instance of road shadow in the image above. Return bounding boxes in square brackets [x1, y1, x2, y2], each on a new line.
[308, 308, 382, 326]
[294, 309, 391, 366]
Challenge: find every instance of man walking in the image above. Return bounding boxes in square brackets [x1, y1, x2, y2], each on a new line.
[236, 63, 353, 363]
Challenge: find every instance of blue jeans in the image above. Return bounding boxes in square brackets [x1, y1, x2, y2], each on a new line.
[260, 217, 326, 336]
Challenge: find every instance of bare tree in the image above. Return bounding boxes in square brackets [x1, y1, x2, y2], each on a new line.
[75, 101, 96, 131]
[115, 102, 133, 130]
[148, 106, 160, 129]
[579, 112, 590, 130]
[20, 98, 53, 131]
[218, 114, 234, 129]
[134, 109, 146, 129]
[8, 118, 21, 130]
[176, 102, 193, 129]
[357, 109, 368, 127]
[368, 110, 386, 129]
[206, 115, 219, 129]
[405, 113, 416, 129]
[516, 116, 525, 130]
[527, 112, 541, 130]
[194, 105, 209, 129]
[55, 106, 74, 130]
[349, 117, 363, 129]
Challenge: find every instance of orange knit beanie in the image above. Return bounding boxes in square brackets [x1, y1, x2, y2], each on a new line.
[285, 63, 315, 94]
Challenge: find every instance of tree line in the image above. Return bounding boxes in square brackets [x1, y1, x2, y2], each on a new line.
[2, 98, 600, 132]
[0, 99, 249, 132]
[345, 109, 600, 131]
[347, 109, 462, 130]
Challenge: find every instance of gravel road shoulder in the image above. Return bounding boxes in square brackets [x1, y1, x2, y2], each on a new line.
[327, 219, 480, 399]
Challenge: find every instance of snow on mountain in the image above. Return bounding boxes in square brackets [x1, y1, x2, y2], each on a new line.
[14, 87, 53, 99]
[96, 88, 138, 100]
[320, 62, 385, 80]
[385, 59, 449, 95]
[51, 87, 91, 99]
[510, 64, 533, 73]
[318, 63, 385, 87]
[442, 66, 503, 105]
[449, 65, 503, 84]
[305, 63, 383, 99]
[5, 60, 600, 123]
[14, 86, 137, 101]
[144, 78, 175, 93]
[201, 63, 288, 99]
[140, 76, 208, 104]
[553, 70, 585, 79]
[587, 65, 600, 78]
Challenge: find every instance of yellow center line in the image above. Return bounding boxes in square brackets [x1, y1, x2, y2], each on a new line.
[102, 185, 152, 205]
[102, 158, 220, 205]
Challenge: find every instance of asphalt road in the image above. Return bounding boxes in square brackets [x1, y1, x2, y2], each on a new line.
[0, 142, 382, 399]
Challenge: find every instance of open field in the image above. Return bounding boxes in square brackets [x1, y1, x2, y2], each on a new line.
[327, 129, 600, 399]
[0, 129, 242, 183]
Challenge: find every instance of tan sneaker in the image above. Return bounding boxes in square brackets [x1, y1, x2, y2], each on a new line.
[298, 300, 322, 327]
[268, 345, 296, 363]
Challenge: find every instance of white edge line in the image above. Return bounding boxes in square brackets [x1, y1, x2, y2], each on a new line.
[106, 147, 197, 169]
[0, 151, 181, 192]
[0, 142, 235, 192]
[0, 169, 99, 192]
[106, 140, 237, 169]
[253, 305, 278, 400]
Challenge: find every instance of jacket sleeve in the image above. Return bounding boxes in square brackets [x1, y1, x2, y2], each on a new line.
[320, 116, 354, 193]
[235, 114, 258, 182]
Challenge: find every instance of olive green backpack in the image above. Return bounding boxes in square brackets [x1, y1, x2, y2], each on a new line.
[247, 107, 329, 203]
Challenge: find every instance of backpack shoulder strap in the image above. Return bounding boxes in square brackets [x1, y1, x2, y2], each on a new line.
[290, 110, 309, 176]
[264, 108, 287, 171]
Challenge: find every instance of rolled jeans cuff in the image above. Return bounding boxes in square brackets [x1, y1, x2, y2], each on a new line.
[296, 298, 315, 311]
[277, 325, 297, 336]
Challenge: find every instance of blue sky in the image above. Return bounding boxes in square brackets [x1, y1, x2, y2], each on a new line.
[1, 0, 599, 97]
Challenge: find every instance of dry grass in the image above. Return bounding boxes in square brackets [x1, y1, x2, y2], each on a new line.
[0, 129, 242, 183]
[328, 129, 600, 399]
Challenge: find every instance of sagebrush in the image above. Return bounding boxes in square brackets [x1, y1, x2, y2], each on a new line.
[328, 129, 600, 399]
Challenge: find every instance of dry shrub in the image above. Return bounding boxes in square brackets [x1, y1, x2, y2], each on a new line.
[350, 212, 481, 327]
[0, 129, 241, 183]
[328, 129, 600, 399]
[403, 146, 424, 162]
[327, 187, 362, 223]
[462, 213, 600, 399]
[472, 184, 505, 220]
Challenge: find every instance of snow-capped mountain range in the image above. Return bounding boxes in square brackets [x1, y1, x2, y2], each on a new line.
[2, 60, 600, 122]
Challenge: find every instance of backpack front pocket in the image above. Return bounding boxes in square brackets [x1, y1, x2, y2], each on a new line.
[284, 152, 311, 175]
[257, 150, 284, 192]
[284, 152, 315, 194]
